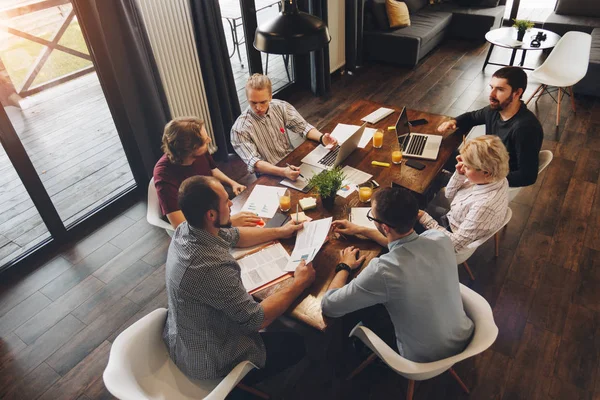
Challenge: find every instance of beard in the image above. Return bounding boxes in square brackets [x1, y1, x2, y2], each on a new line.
[213, 211, 232, 229]
[489, 93, 516, 110]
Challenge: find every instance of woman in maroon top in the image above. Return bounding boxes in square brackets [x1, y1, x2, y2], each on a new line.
[153, 117, 261, 229]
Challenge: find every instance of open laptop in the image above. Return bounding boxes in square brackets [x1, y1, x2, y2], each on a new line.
[301, 122, 367, 169]
[396, 107, 442, 161]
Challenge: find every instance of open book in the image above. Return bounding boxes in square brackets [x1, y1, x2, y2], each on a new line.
[233, 242, 292, 294]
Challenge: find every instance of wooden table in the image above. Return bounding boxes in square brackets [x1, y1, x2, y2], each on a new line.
[231, 99, 460, 331]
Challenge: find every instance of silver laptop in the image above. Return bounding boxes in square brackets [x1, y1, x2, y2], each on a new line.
[396, 107, 442, 161]
[301, 123, 367, 169]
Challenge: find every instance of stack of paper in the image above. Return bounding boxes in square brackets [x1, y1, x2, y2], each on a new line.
[337, 166, 373, 198]
[241, 185, 287, 218]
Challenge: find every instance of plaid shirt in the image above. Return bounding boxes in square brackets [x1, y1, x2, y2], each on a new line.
[162, 223, 265, 380]
[420, 172, 508, 253]
[231, 99, 315, 173]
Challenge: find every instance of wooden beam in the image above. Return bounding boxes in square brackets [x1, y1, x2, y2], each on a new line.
[20, 65, 94, 97]
[0, 25, 92, 61]
[0, 0, 70, 19]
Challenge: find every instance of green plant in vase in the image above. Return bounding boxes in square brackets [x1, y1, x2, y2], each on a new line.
[307, 167, 346, 210]
[512, 19, 534, 42]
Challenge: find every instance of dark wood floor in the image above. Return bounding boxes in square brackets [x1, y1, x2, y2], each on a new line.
[1, 38, 599, 400]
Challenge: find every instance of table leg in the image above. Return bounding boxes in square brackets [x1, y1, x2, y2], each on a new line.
[225, 19, 235, 59]
[509, 49, 517, 66]
[482, 44, 494, 70]
[519, 49, 527, 67]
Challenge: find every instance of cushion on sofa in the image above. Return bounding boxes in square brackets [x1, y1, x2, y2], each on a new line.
[404, 0, 429, 14]
[554, 0, 600, 18]
[386, 0, 411, 28]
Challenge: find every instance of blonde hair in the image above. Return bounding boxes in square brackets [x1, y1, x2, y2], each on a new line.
[245, 73, 272, 95]
[460, 135, 509, 182]
[161, 117, 206, 164]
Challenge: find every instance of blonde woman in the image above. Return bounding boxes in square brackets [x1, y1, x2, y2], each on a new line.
[418, 135, 510, 253]
[153, 117, 260, 229]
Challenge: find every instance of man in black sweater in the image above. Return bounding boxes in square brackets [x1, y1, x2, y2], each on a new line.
[438, 67, 543, 187]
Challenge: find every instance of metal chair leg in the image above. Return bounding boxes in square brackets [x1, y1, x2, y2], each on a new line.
[526, 84, 544, 105]
[556, 87, 562, 126]
[462, 261, 476, 281]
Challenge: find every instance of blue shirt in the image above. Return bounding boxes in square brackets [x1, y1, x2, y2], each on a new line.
[321, 230, 474, 362]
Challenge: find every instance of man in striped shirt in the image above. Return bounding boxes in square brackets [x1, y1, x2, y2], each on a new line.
[231, 74, 337, 181]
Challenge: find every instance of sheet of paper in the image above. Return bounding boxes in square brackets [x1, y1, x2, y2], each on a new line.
[241, 185, 287, 218]
[285, 217, 332, 271]
[238, 243, 290, 292]
[280, 163, 324, 192]
[350, 207, 377, 230]
[336, 165, 373, 197]
[329, 124, 377, 149]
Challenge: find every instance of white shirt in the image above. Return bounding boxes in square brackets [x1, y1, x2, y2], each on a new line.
[419, 172, 509, 253]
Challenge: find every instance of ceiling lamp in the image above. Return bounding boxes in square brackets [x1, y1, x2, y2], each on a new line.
[254, 0, 331, 55]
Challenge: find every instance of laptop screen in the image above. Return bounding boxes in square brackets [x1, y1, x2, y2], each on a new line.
[395, 107, 410, 150]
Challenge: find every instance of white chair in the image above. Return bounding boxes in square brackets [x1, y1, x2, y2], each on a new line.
[347, 284, 498, 400]
[103, 308, 269, 400]
[526, 31, 592, 126]
[508, 150, 553, 202]
[147, 177, 175, 237]
[455, 207, 512, 281]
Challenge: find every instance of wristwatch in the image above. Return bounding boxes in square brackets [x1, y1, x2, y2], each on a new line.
[319, 134, 325, 145]
[335, 263, 352, 274]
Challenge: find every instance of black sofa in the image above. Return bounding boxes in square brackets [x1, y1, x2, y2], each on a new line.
[361, 0, 505, 67]
[541, 0, 600, 96]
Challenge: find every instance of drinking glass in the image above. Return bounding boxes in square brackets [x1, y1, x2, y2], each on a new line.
[278, 189, 291, 212]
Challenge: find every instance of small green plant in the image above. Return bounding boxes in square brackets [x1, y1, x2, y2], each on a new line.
[308, 167, 346, 199]
[512, 19, 534, 33]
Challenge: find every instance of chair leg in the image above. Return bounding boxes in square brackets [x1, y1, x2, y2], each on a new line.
[237, 383, 270, 399]
[568, 86, 576, 113]
[448, 368, 470, 394]
[535, 85, 545, 104]
[346, 353, 377, 381]
[556, 87, 562, 126]
[462, 262, 476, 281]
[495, 232, 500, 257]
[526, 84, 543, 105]
[407, 380, 415, 400]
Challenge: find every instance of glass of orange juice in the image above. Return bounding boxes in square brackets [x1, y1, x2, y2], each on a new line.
[278, 189, 291, 212]
[358, 184, 373, 203]
[392, 149, 403, 164]
[372, 129, 384, 149]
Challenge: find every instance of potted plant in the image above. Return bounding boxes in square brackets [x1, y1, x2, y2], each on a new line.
[512, 19, 534, 42]
[308, 167, 346, 210]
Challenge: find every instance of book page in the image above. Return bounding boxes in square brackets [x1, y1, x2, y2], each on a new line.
[284, 217, 332, 271]
[238, 243, 290, 292]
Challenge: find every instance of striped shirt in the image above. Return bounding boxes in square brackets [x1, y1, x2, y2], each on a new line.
[419, 172, 508, 253]
[231, 99, 315, 173]
[162, 223, 266, 380]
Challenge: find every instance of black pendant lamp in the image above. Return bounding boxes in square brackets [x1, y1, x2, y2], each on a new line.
[254, 0, 331, 55]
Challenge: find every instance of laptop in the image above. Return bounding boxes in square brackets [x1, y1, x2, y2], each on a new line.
[396, 107, 442, 161]
[301, 122, 367, 169]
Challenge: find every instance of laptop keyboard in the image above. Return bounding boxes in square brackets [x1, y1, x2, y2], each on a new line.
[318, 145, 340, 166]
[406, 134, 428, 156]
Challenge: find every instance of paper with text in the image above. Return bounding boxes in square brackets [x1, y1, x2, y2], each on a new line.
[350, 207, 377, 230]
[280, 163, 324, 192]
[337, 166, 373, 198]
[241, 185, 287, 218]
[238, 243, 290, 292]
[284, 217, 332, 271]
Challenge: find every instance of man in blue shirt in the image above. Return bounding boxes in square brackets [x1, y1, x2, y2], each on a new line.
[323, 187, 474, 363]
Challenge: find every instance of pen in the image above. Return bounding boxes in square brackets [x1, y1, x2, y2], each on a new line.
[286, 163, 305, 179]
[296, 204, 299, 223]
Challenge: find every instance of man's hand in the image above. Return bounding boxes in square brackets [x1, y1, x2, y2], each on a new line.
[417, 210, 425, 219]
[455, 155, 466, 175]
[293, 260, 316, 290]
[339, 246, 367, 270]
[332, 219, 364, 237]
[438, 119, 457, 134]
[231, 212, 262, 227]
[283, 165, 301, 181]
[321, 132, 338, 147]
[278, 219, 304, 238]
[231, 182, 246, 196]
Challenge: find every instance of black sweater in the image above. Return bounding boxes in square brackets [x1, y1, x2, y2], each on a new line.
[455, 102, 543, 187]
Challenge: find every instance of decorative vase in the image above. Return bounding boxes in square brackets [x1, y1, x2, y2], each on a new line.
[517, 30, 526, 42]
[321, 195, 335, 211]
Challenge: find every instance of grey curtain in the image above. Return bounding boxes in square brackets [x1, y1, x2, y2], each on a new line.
[189, 0, 241, 161]
[71, 0, 170, 183]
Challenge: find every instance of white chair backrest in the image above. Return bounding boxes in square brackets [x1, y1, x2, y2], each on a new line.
[147, 177, 174, 234]
[350, 284, 498, 381]
[538, 150, 553, 173]
[539, 31, 591, 83]
[455, 207, 512, 264]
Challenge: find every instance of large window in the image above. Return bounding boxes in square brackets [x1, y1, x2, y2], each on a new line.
[505, 0, 558, 23]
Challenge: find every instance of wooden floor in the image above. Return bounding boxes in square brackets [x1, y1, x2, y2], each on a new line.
[1, 38, 599, 400]
[0, 73, 135, 269]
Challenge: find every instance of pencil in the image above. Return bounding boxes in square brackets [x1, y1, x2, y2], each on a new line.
[296, 204, 299, 223]
[286, 163, 305, 179]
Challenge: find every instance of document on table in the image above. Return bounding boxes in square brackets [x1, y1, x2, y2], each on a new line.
[350, 207, 377, 230]
[330, 123, 378, 149]
[337, 166, 373, 198]
[241, 185, 287, 218]
[280, 163, 324, 192]
[284, 217, 332, 271]
[238, 243, 291, 292]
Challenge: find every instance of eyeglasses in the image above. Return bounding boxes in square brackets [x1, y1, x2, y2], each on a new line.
[366, 209, 395, 228]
